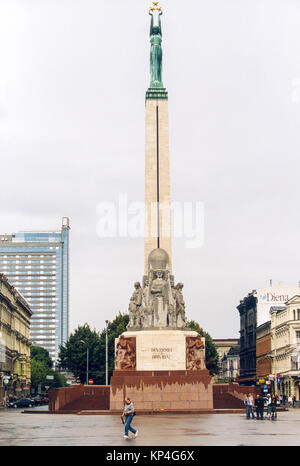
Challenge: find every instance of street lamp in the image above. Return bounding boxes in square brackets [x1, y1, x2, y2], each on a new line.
[80, 340, 89, 385]
[105, 320, 109, 386]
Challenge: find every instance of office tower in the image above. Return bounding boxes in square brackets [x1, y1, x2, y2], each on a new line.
[0, 217, 70, 364]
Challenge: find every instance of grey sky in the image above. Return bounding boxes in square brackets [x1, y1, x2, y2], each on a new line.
[0, 0, 300, 338]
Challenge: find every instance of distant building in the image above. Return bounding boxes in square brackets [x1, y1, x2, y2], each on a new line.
[270, 296, 300, 400]
[256, 320, 272, 389]
[237, 282, 299, 386]
[0, 217, 70, 364]
[213, 339, 240, 380]
[213, 338, 239, 361]
[0, 274, 32, 400]
[220, 345, 240, 381]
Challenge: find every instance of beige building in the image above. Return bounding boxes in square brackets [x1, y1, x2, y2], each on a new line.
[270, 296, 300, 400]
[213, 339, 240, 380]
[213, 338, 239, 361]
[0, 273, 32, 401]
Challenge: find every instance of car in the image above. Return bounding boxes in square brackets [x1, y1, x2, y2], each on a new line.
[32, 396, 43, 406]
[8, 398, 35, 409]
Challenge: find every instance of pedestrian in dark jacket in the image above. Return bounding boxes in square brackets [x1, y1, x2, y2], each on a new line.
[255, 394, 264, 420]
[271, 395, 277, 419]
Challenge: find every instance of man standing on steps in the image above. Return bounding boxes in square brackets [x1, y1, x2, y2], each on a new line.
[122, 398, 139, 439]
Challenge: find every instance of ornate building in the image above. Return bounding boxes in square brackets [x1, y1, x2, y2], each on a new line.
[219, 345, 240, 381]
[237, 282, 300, 386]
[237, 292, 257, 385]
[270, 296, 300, 400]
[0, 274, 32, 401]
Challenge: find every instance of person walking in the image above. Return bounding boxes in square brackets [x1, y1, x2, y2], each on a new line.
[244, 394, 252, 419]
[266, 394, 272, 419]
[255, 394, 264, 420]
[271, 394, 277, 420]
[122, 397, 138, 439]
[244, 394, 249, 418]
[292, 395, 296, 408]
[288, 395, 292, 408]
[248, 393, 255, 419]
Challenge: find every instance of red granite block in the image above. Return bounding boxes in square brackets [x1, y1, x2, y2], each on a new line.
[152, 401, 173, 410]
[161, 392, 180, 402]
[133, 401, 153, 410]
[170, 400, 189, 410]
[180, 392, 199, 401]
[143, 392, 163, 402]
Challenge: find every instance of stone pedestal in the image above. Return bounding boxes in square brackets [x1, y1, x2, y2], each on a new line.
[119, 329, 201, 371]
[110, 369, 213, 411]
[110, 329, 213, 411]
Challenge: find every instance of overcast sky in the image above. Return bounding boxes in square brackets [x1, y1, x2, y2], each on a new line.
[1, 0, 300, 339]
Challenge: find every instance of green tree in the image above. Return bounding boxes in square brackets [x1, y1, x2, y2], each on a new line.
[31, 359, 49, 391]
[31, 345, 67, 391]
[31, 346, 53, 369]
[58, 323, 103, 384]
[97, 313, 129, 384]
[58, 314, 129, 386]
[187, 320, 220, 376]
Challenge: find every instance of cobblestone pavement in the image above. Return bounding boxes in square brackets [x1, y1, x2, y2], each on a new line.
[1, 406, 300, 446]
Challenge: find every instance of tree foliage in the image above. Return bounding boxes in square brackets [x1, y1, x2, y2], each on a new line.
[30, 345, 67, 391]
[58, 314, 129, 385]
[31, 346, 53, 369]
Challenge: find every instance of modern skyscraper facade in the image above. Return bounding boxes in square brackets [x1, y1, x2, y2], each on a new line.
[0, 217, 70, 364]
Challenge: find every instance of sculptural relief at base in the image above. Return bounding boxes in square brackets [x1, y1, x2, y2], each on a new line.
[115, 335, 136, 370]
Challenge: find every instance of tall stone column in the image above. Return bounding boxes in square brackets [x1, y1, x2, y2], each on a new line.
[144, 96, 172, 274]
[144, 7, 172, 274]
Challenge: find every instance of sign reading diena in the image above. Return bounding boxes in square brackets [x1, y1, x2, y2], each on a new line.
[151, 347, 173, 360]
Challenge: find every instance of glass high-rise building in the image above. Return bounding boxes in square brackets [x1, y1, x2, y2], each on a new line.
[0, 217, 70, 364]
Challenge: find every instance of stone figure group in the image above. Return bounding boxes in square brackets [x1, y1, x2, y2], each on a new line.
[127, 248, 187, 330]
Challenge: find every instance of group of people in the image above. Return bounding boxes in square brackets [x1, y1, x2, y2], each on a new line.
[286, 395, 297, 408]
[244, 393, 280, 420]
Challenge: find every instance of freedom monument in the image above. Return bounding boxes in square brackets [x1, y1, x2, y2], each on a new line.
[110, 2, 213, 411]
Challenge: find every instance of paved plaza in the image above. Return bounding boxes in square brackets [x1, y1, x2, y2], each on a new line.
[1, 407, 300, 446]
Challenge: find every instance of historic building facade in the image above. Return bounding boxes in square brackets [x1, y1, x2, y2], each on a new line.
[270, 296, 300, 400]
[213, 339, 240, 380]
[237, 292, 257, 385]
[237, 282, 300, 386]
[256, 320, 272, 389]
[220, 345, 240, 381]
[0, 274, 32, 400]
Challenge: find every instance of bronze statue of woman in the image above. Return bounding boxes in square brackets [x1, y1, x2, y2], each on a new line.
[149, 10, 163, 88]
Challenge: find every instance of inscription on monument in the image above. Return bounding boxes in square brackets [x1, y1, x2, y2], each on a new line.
[151, 347, 172, 360]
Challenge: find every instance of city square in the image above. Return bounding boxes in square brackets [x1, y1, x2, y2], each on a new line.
[1, 407, 300, 446]
[1, 0, 300, 451]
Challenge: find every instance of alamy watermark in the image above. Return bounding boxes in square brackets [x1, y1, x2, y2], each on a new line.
[96, 194, 204, 249]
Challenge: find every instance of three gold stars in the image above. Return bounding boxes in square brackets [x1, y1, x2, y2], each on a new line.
[149, 1, 162, 12]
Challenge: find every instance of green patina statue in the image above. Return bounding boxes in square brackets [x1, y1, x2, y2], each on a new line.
[149, 9, 163, 88]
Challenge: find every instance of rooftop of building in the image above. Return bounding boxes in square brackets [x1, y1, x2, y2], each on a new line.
[0, 273, 32, 314]
[213, 338, 239, 345]
[256, 320, 271, 333]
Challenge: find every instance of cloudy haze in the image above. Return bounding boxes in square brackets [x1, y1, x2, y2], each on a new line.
[1, 0, 300, 338]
